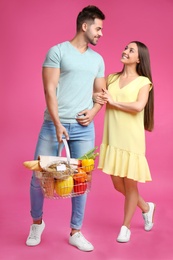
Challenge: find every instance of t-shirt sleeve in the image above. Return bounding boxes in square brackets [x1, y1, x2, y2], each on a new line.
[107, 73, 119, 87]
[96, 56, 105, 78]
[140, 77, 153, 91]
[42, 45, 61, 68]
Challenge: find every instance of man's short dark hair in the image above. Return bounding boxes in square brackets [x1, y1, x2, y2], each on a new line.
[77, 5, 105, 31]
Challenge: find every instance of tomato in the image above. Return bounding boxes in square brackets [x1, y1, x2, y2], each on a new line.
[73, 168, 88, 183]
[81, 159, 94, 172]
[74, 180, 87, 195]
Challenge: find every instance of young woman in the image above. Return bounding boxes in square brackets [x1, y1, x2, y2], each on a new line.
[94, 41, 155, 242]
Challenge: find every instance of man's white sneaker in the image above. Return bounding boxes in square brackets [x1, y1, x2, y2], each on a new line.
[69, 232, 94, 252]
[142, 202, 155, 231]
[26, 220, 45, 246]
[117, 225, 131, 243]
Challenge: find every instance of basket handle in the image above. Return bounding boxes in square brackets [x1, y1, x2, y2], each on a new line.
[58, 139, 70, 165]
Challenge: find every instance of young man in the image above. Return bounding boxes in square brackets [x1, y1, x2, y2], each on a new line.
[26, 5, 106, 252]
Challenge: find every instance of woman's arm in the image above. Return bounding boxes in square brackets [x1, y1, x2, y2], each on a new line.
[103, 84, 151, 113]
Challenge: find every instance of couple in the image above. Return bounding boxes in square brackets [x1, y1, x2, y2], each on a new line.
[26, 5, 155, 251]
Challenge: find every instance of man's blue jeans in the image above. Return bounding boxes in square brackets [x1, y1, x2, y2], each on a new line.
[30, 120, 95, 230]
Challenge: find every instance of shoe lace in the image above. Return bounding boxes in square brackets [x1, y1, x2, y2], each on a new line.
[29, 225, 40, 239]
[143, 213, 150, 225]
[77, 232, 90, 245]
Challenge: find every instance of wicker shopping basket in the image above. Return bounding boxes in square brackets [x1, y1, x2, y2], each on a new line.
[25, 139, 94, 199]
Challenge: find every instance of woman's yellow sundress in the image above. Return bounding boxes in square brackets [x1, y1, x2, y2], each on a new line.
[98, 73, 152, 183]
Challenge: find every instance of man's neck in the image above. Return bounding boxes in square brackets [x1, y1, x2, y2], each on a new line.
[69, 35, 88, 53]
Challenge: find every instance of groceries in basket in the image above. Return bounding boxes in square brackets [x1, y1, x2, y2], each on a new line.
[23, 140, 98, 199]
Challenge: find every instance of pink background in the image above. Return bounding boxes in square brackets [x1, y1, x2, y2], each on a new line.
[1, 0, 173, 259]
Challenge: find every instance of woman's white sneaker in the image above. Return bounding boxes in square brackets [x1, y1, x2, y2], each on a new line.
[142, 202, 155, 231]
[69, 232, 94, 251]
[117, 225, 131, 243]
[26, 220, 45, 246]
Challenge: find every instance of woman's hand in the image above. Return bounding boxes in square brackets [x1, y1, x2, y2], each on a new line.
[93, 90, 107, 105]
[101, 88, 115, 106]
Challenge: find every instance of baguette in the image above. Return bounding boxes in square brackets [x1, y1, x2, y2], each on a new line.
[23, 160, 42, 171]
